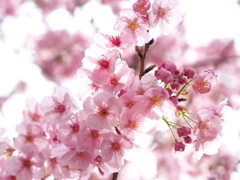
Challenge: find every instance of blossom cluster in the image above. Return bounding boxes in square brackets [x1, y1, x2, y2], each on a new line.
[0, 0, 232, 179]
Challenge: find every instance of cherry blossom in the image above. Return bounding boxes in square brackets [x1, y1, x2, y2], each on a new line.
[0, 0, 235, 179]
[40, 86, 72, 125]
[114, 8, 150, 46]
[14, 122, 48, 151]
[94, 33, 128, 53]
[101, 133, 133, 169]
[83, 92, 122, 130]
[192, 70, 217, 94]
[141, 86, 170, 119]
[132, 0, 151, 15]
[193, 109, 222, 142]
[148, 0, 183, 35]
[4, 145, 45, 180]
[23, 97, 43, 124]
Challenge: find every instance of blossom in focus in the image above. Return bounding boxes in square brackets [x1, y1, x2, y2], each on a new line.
[148, 0, 183, 35]
[83, 92, 122, 130]
[40, 86, 72, 125]
[14, 122, 49, 151]
[192, 70, 217, 94]
[101, 133, 132, 169]
[114, 8, 150, 46]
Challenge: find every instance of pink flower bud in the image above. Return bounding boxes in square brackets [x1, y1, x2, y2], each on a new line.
[177, 75, 187, 85]
[174, 141, 185, 152]
[183, 68, 195, 79]
[170, 82, 180, 90]
[177, 127, 191, 137]
[155, 68, 173, 83]
[162, 62, 177, 73]
[184, 136, 192, 144]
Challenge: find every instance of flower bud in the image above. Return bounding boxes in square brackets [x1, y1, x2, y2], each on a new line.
[177, 127, 191, 137]
[174, 141, 185, 152]
[184, 136, 192, 144]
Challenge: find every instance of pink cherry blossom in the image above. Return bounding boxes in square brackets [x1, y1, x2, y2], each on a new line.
[94, 33, 128, 53]
[119, 90, 142, 110]
[119, 106, 146, 140]
[114, 8, 150, 46]
[148, 0, 183, 35]
[129, 73, 158, 95]
[101, 133, 132, 169]
[141, 86, 170, 119]
[14, 122, 48, 151]
[23, 97, 43, 124]
[41, 86, 72, 125]
[193, 140, 221, 160]
[56, 112, 83, 147]
[192, 70, 217, 94]
[132, 0, 151, 15]
[82, 46, 117, 85]
[209, 98, 232, 119]
[47, 157, 80, 179]
[58, 146, 95, 172]
[83, 92, 122, 130]
[4, 145, 45, 180]
[103, 60, 135, 95]
[193, 109, 222, 142]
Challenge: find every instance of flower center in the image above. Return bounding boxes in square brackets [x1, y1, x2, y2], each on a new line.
[31, 113, 41, 122]
[158, 7, 171, 18]
[53, 103, 65, 113]
[197, 80, 210, 89]
[108, 75, 119, 86]
[97, 55, 109, 69]
[129, 121, 138, 130]
[112, 142, 121, 151]
[150, 97, 163, 107]
[91, 130, 99, 139]
[70, 124, 79, 133]
[23, 160, 31, 167]
[98, 108, 109, 117]
[127, 20, 139, 32]
[199, 120, 212, 133]
[110, 36, 121, 47]
[26, 135, 33, 142]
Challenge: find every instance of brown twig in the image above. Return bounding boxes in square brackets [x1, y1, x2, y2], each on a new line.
[135, 39, 154, 79]
[112, 172, 119, 180]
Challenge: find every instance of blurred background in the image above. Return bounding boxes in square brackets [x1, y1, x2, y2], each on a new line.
[0, 0, 240, 179]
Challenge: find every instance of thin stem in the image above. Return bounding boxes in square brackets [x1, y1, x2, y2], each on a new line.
[162, 117, 177, 140]
[119, 53, 123, 61]
[176, 77, 196, 97]
[182, 115, 193, 129]
[183, 113, 197, 124]
[186, 112, 196, 115]
[168, 121, 182, 128]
